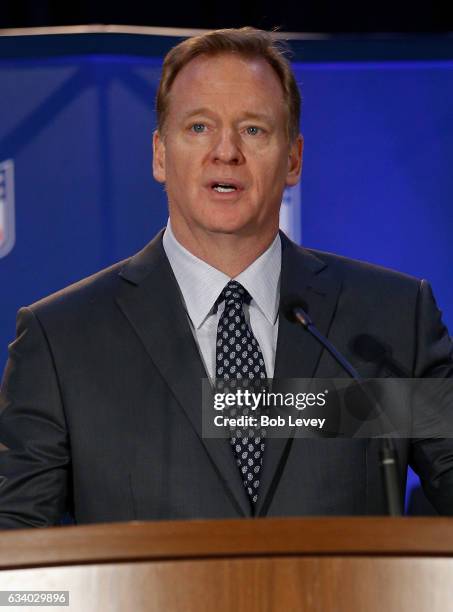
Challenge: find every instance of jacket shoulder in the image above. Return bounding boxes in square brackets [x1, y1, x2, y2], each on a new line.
[27, 258, 130, 319]
[305, 246, 422, 291]
[26, 230, 166, 318]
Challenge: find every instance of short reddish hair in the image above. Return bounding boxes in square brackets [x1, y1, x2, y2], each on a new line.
[156, 27, 301, 142]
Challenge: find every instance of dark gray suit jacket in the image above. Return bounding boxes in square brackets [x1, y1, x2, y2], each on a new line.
[1, 231, 453, 528]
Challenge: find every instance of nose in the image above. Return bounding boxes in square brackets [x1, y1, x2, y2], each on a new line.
[211, 128, 244, 165]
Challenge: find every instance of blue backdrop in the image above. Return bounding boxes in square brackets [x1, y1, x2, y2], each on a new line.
[1, 33, 452, 513]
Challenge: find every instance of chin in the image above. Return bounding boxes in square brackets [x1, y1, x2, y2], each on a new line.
[201, 214, 255, 236]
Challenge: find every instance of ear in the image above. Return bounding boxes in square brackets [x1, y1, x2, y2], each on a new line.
[285, 134, 303, 187]
[152, 130, 166, 183]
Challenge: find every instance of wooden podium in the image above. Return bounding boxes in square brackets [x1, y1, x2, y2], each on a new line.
[1, 517, 453, 611]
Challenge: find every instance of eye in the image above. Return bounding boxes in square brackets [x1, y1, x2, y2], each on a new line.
[190, 123, 206, 133]
[245, 126, 262, 136]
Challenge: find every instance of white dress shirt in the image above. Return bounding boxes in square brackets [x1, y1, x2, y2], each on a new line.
[162, 221, 281, 380]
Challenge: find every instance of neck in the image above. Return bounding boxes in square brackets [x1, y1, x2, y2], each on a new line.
[169, 221, 278, 277]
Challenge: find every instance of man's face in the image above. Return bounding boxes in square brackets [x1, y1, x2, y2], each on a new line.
[153, 52, 302, 242]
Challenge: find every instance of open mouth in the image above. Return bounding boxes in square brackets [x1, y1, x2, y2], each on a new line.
[212, 183, 238, 193]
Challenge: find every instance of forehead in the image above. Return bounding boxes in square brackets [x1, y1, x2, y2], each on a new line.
[167, 53, 286, 119]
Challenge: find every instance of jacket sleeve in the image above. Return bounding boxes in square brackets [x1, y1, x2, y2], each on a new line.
[0, 307, 71, 528]
[410, 279, 453, 515]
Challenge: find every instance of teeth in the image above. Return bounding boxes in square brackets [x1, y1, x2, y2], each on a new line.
[213, 184, 236, 193]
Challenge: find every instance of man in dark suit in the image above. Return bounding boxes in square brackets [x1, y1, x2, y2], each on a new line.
[1, 28, 453, 528]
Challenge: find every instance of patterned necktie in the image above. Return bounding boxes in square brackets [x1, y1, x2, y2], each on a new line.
[215, 280, 267, 506]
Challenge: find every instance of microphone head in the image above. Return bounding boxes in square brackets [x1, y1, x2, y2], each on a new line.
[280, 295, 311, 326]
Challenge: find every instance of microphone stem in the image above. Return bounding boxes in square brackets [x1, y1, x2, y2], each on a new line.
[306, 322, 361, 379]
[380, 438, 404, 516]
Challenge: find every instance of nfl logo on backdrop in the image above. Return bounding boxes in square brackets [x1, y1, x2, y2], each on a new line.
[0, 159, 15, 259]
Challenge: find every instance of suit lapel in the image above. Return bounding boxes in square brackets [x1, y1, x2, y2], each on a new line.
[275, 234, 343, 379]
[255, 233, 343, 516]
[115, 232, 251, 517]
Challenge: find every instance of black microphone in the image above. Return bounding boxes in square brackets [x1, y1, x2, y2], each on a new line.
[281, 296, 313, 326]
[282, 297, 403, 516]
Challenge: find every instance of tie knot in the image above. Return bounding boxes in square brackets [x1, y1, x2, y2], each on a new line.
[217, 281, 251, 308]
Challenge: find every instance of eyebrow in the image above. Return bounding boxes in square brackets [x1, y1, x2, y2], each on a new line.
[239, 111, 276, 125]
[182, 107, 213, 120]
[182, 108, 275, 125]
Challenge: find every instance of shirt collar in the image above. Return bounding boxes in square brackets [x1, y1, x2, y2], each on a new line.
[235, 235, 281, 325]
[163, 220, 281, 329]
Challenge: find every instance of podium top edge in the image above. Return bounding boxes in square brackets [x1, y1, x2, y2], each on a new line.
[1, 516, 453, 571]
